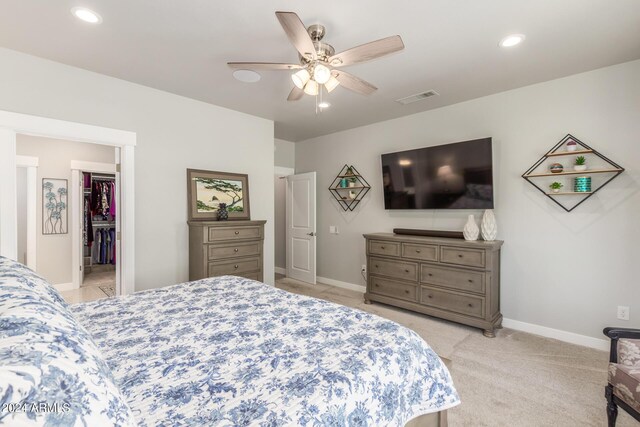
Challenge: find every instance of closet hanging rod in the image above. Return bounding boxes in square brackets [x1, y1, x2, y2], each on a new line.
[93, 223, 116, 228]
[91, 174, 115, 179]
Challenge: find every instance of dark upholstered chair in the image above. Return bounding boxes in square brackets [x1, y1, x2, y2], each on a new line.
[604, 327, 640, 426]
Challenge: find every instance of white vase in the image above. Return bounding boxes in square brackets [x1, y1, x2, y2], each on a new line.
[574, 165, 587, 171]
[481, 210, 498, 241]
[463, 215, 479, 241]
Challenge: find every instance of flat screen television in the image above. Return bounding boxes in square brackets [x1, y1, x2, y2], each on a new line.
[381, 138, 494, 209]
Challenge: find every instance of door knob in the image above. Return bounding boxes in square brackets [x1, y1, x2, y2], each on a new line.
[307, 232, 316, 236]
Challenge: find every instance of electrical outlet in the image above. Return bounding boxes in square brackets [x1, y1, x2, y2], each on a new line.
[361, 264, 367, 274]
[617, 306, 630, 321]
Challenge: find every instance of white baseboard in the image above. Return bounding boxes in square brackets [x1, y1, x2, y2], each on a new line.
[275, 266, 286, 275]
[314, 275, 609, 351]
[53, 282, 76, 292]
[502, 318, 609, 351]
[317, 276, 366, 293]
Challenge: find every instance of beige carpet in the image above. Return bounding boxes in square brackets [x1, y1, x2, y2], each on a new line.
[276, 276, 636, 427]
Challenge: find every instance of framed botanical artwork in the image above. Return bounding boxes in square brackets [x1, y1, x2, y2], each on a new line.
[42, 178, 68, 234]
[187, 169, 251, 221]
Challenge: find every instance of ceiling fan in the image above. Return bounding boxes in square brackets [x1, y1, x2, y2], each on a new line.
[228, 11, 404, 101]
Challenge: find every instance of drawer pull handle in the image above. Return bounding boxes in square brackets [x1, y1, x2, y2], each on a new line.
[374, 265, 379, 268]
[427, 295, 433, 299]
[375, 284, 379, 287]
[468, 279, 473, 283]
[458, 254, 463, 258]
[234, 265, 239, 269]
[428, 273, 433, 276]
[235, 231, 240, 235]
[404, 269, 410, 273]
[415, 250, 421, 253]
[404, 290, 410, 294]
[234, 248, 239, 252]
[380, 246, 385, 249]
[468, 303, 473, 307]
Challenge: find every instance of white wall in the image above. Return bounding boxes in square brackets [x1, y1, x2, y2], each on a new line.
[274, 167, 295, 271]
[16, 167, 27, 265]
[296, 59, 640, 341]
[16, 135, 115, 285]
[0, 47, 275, 290]
[275, 139, 295, 168]
[274, 139, 296, 272]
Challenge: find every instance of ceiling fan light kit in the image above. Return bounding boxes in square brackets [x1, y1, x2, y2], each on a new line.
[325, 75, 340, 93]
[313, 64, 331, 84]
[227, 11, 405, 109]
[303, 79, 319, 96]
[292, 69, 311, 89]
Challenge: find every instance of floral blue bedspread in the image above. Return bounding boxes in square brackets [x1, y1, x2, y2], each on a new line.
[70, 276, 459, 426]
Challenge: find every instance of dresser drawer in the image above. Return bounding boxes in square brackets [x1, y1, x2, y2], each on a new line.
[421, 265, 485, 294]
[208, 257, 261, 276]
[207, 242, 262, 260]
[440, 246, 486, 268]
[420, 286, 485, 318]
[369, 257, 418, 282]
[207, 226, 263, 242]
[369, 277, 417, 302]
[369, 240, 400, 257]
[401, 243, 438, 262]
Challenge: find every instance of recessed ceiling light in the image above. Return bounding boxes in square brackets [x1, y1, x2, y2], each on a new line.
[499, 34, 525, 48]
[71, 7, 102, 24]
[232, 69, 261, 83]
[318, 102, 330, 109]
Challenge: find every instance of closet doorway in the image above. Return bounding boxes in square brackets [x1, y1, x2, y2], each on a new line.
[71, 162, 119, 297]
[0, 109, 136, 297]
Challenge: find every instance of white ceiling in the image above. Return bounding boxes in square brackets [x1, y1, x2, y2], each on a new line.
[1, 1, 639, 141]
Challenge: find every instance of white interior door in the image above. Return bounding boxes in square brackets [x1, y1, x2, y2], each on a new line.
[286, 172, 316, 284]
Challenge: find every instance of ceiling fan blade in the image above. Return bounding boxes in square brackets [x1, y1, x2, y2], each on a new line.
[333, 70, 377, 95]
[287, 86, 304, 101]
[275, 11, 317, 61]
[328, 35, 404, 67]
[227, 62, 302, 70]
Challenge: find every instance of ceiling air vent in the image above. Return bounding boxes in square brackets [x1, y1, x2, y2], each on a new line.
[395, 90, 439, 105]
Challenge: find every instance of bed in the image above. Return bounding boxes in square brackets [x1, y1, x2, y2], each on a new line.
[1, 257, 459, 426]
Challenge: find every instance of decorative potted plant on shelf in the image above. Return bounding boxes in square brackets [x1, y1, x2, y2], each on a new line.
[348, 176, 357, 187]
[549, 182, 563, 193]
[566, 139, 578, 152]
[574, 156, 587, 171]
[345, 166, 355, 176]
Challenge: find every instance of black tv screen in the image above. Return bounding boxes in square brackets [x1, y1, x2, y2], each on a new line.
[381, 138, 494, 209]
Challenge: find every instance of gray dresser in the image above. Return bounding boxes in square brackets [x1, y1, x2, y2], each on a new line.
[364, 233, 503, 337]
[189, 220, 266, 282]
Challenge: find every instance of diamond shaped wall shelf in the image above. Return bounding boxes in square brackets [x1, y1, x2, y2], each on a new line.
[522, 134, 624, 212]
[328, 165, 371, 211]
